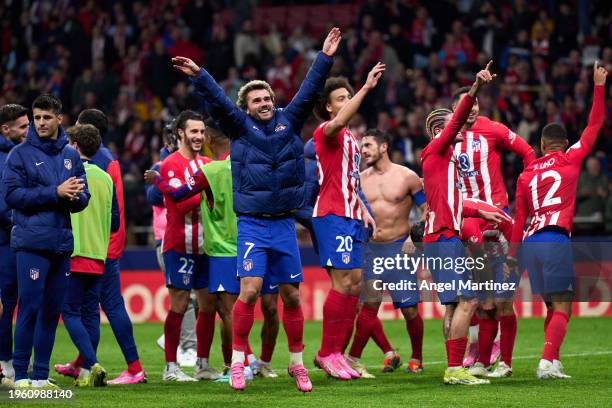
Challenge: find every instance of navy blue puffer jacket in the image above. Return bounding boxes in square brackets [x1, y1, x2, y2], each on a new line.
[1, 126, 89, 254]
[191, 52, 333, 216]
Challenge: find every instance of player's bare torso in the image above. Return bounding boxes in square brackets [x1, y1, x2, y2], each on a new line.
[361, 163, 420, 242]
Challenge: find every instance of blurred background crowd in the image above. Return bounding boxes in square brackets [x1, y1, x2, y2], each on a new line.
[1, 0, 611, 245]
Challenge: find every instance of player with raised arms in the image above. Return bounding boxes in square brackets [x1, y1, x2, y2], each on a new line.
[508, 62, 608, 379]
[166, 28, 342, 392]
[421, 62, 504, 385]
[450, 80, 535, 372]
[311, 65, 383, 380]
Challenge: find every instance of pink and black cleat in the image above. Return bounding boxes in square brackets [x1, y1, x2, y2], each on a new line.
[288, 364, 312, 393]
[463, 342, 479, 367]
[315, 353, 349, 380]
[334, 354, 360, 379]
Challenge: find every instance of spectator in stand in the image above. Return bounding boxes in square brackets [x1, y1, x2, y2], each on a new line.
[577, 157, 609, 219]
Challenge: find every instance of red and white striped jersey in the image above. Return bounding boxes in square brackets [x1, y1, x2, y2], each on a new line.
[421, 94, 476, 243]
[312, 121, 362, 220]
[453, 117, 534, 209]
[160, 151, 211, 254]
[511, 85, 605, 243]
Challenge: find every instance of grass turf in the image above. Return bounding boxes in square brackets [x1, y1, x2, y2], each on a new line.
[3, 317, 611, 407]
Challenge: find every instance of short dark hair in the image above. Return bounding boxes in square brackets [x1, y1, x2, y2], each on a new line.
[0, 104, 28, 126]
[32, 93, 62, 114]
[77, 109, 108, 137]
[174, 110, 204, 140]
[363, 128, 391, 147]
[314, 76, 355, 121]
[541, 122, 567, 143]
[67, 124, 101, 158]
[452, 86, 471, 106]
[204, 118, 228, 143]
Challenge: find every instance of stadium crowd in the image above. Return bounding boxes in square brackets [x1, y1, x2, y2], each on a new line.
[0, 0, 611, 243]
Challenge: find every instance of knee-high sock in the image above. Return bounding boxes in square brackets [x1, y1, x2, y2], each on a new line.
[542, 311, 568, 361]
[446, 337, 468, 368]
[405, 314, 424, 362]
[232, 300, 255, 353]
[348, 305, 378, 359]
[336, 295, 359, 353]
[499, 314, 517, 366]
[282, 305, 304, 353]
[196, 311, 216, 359]
[164, 311, 184, 363]
[477, 318, 498, 366]
[371, 316, 393, 354]
[319, 289, 345, 357]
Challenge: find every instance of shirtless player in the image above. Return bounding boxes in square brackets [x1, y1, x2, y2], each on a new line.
[346, 129, 428, 377]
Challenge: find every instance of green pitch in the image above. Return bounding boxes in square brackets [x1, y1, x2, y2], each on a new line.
[5, 317, 612, 407]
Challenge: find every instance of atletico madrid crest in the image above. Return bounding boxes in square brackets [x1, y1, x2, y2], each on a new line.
[64, 159, 72, 170]
[243, 259, 253, 272]
[183, 274, 190, 286]
[342, 253, 350, 264]
[30, 268, 40, 280]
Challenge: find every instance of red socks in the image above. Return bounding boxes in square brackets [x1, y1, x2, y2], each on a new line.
[446, 337, 468, 368]
[405, 314, 424, 362]
[196, 311, 216, 359]
[338, 295, 359, 353]
[232, 299, 255, 352]
[71, 354, 84, 369]
[282, 305, 304, 353]
[349, 305, 378, 359]
[477, 318, 498, 366]
[542, 311, 568, 361]
[371, 315, 393, 354]
[499, 314, 517, 366]
[164, 310, 184, 362]
[127, 359, 143, 375]
[319, 289, 345, 357]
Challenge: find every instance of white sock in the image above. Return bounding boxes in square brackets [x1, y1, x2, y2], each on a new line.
[468, 325, 479, 343]
[289, 352, 303, 365]
[247, 354, 257, 365]
[79, 368, 91, 377]
[198, 358, 209, 368]
[166, 361, 178, 370]
[447, 366, 462, 372]
[31, 380, 47, 387]
[260, 360, 271, 365]
[384, 351, 395, 359]
[231, 351, 245, 366]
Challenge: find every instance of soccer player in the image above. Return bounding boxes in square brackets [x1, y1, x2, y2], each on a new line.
[508, 62, 608, 379]
[460, 198, 516, 377]
[147, 121, 198, 370]
[62, 124, 120, 387]
[347, 128, 427, 377]
[0, 104, 28, 384]
[168, 27, 342, 392]
[450, 82, 535, 369]
[2, 94, 90, 388]
[421, 63, 501, 385]
[54, 109, 146, 385]
[311, 66, 384, 380]
[155, 110, 221, 382]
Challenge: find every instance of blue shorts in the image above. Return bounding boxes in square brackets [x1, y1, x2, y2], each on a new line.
[237, 216, 303, 286]
[163, 250, 208, 290]
[474, 255, 521, 301]
[520, 231, 574, 296]
[424, 236, 475, 305]
[208, 256, 239, 294]
[313, 214, 364, 269]
[363, 238, 419, 309]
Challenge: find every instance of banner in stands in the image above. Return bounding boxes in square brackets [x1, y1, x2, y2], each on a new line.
[112, 247, 612, 323]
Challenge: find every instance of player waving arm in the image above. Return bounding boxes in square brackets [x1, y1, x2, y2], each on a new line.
[428, 61, 496, 153]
